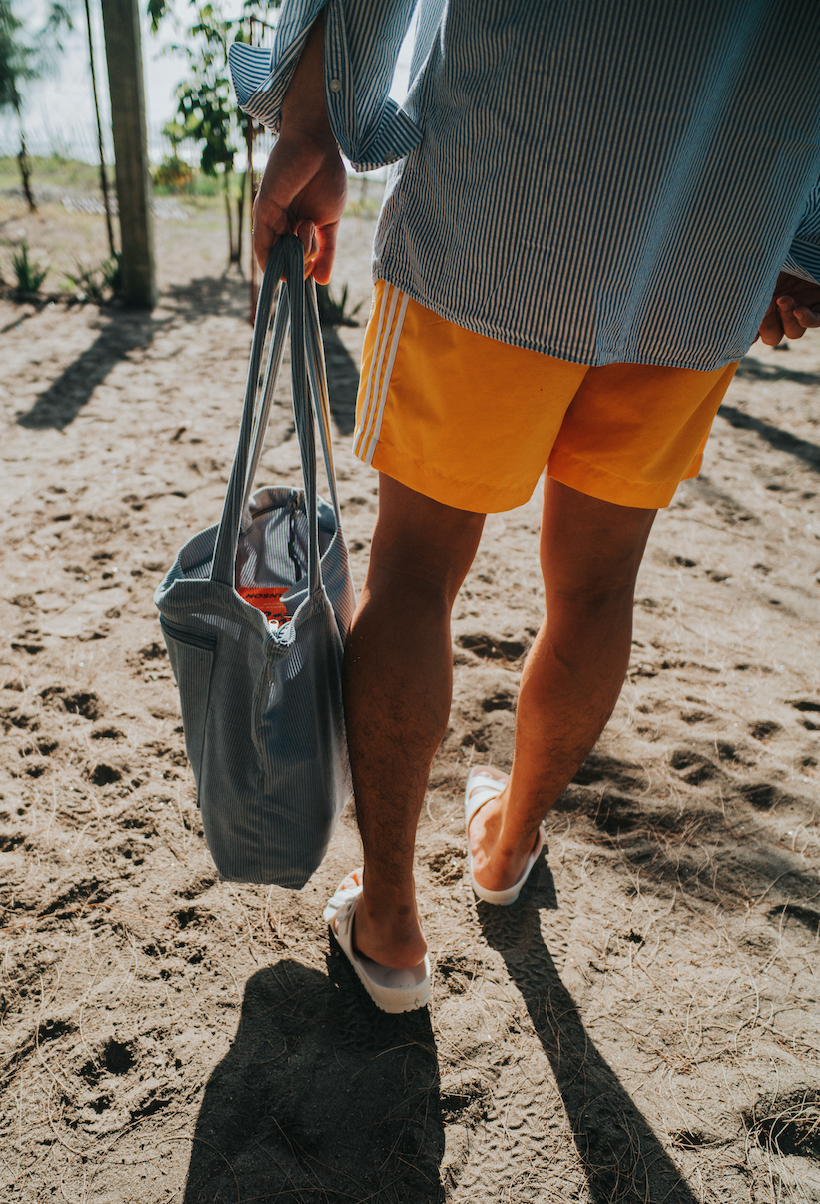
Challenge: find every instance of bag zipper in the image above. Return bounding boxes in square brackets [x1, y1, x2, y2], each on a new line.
[159, 616, 217, 651]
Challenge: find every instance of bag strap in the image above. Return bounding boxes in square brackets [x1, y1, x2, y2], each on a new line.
[242, 280, 291, 518]
[211, 236, 331, 596]
[240, 279, 342, 527]
[304, 281, 343, 524]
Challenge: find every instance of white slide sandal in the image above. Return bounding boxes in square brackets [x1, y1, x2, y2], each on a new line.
[324, 870, 431, 1014]
[465, 768, 546, 906]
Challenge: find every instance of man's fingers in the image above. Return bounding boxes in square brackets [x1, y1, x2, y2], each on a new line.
[793, 304, 820, 330]
[295, 220, 319, 279]
[291, 219, 339, 285]
[252, 182, 290, 270]
[253, 210, 287, 272]
[759, 278, 820, 345]
[776, 295, 805, 340]
[776, 294, 820, 340]
[253, 222, 275, 272]
[757, 301, 785, 347]
[311, 222, 339, 286]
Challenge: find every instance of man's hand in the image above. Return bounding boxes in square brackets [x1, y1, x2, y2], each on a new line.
[757, 271, 820, 345]
[252, 15, 347, 282]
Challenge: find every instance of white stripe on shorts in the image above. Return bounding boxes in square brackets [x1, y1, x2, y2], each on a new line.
[354, 285, 410, 466]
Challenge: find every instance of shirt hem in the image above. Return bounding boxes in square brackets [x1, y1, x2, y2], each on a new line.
[371, 272, 749, 374]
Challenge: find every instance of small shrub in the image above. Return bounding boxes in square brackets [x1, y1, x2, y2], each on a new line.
[12, 241, 48, 293]
[315, 281, 364, 327]
[101, 253, 122, 296]
[64, 254, 121, 303]
[152, 155, 194, 193]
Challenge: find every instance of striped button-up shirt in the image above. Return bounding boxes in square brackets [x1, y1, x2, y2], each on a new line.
[230, 1, 820, 371]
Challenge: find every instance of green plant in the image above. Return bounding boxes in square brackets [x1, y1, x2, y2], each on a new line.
[315, 281, 364, 327]
[101, 253, 122, 296]
[12, 241, 48, 292]
[151, 1, 283, 265]
[0, 2, 77, 213]
[64, 254, 121, 303]
[152, 154, 195, 193]
[161, 5, 242, 262]
[0, 1, 39, 211]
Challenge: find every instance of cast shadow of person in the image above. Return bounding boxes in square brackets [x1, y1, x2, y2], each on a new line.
[321, 324, 361, 436]
[479, 866, 699, 1204]
[183, 957, 444, 1204]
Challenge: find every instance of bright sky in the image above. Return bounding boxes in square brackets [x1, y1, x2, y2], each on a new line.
[0, 0, 415, 167]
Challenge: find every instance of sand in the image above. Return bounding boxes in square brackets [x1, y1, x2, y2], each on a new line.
[0, 193, 819, 1204]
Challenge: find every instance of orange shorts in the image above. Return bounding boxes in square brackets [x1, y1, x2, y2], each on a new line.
[353, 282, 738, 513]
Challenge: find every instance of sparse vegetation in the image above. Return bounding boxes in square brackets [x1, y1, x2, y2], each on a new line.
[63, 253, 121, 303]
[11, 240, 47, 293]
[151, 155, 195, 194]
[316, 280, 364, 327]
[0, 152, 108, 193]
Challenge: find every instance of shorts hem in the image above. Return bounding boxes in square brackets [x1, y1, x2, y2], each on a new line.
[547, 448, 700, 509]
[364, 438, 539, 514]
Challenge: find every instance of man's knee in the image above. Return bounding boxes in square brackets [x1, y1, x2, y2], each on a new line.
[541, 479, 656, 597]
[368, 473, 486, 604]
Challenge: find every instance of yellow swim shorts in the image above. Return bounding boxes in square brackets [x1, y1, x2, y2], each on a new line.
[353, 281, 738, 513]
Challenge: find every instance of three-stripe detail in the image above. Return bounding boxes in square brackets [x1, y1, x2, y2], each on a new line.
[354, 284, 410, 465]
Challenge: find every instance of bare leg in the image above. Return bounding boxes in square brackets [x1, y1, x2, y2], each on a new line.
[343, 474, 485, 969]
[469, 479, 656, 892]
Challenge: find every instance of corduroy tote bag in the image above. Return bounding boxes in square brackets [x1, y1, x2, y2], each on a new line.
[155, 236, 355, 886]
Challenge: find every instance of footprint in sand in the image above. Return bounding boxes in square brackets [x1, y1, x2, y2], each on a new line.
[670, 748, 719, 785]
[743, 1089, 820, 1162]
[456, 631, 529, 661]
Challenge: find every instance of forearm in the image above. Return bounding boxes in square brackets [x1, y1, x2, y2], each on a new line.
[280, 13, 334, 148]
[229, 0, 421, 172]
[252, 12, 347, 278]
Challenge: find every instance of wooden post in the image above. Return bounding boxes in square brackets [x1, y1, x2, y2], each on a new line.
[85, 0, 116, 260]
[101, 0, 156, 309]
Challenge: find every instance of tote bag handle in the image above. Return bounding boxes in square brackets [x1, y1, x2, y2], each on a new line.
[241, 279, 343, 530]
[210, 236, 340, 595]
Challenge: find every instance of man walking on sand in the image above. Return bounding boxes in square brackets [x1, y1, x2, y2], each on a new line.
[229, 0, 820, 1012]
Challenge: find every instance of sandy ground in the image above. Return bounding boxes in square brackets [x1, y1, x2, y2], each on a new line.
[0, 193, 819, 1204]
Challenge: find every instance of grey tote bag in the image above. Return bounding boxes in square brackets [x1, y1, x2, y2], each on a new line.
[155, 236, 355, 886]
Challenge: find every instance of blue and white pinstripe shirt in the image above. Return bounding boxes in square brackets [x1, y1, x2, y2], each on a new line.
[230, 1, 820, 371]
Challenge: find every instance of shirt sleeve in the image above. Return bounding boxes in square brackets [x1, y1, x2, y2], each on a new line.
[783, 183, 820, 284]
[228, 0, 421, 173]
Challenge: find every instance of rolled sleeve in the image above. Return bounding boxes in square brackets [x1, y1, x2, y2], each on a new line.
[228, 0, 422, 173]
[783, 183, 820, 284]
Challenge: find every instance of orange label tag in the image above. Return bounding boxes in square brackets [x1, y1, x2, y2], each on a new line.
[238, 587, 290, 624]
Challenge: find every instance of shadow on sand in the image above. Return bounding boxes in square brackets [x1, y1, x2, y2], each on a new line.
[17, 310, 159, 431]
[718, 403, 820, 473]
[479, 862, 699, 1204]
[735, 353, 819, 389]
[15, 275, 249, 432]
[14, 278, 362, 438]
[182, 958, 443, 1204]
[321, 324, 361, 436]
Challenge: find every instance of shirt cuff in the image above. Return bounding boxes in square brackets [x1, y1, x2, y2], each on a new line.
[228, 1, 422, 173]
[782, 250, 820, 286]
[784, 183, 820, 285]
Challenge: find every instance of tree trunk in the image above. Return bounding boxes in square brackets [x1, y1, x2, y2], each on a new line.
[236, 166, 248, 267]
[101, 0, 156, 309]
[14, 98, 35, 213]
[225, 171, 236, 264]
[84, 0, 116, 260]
